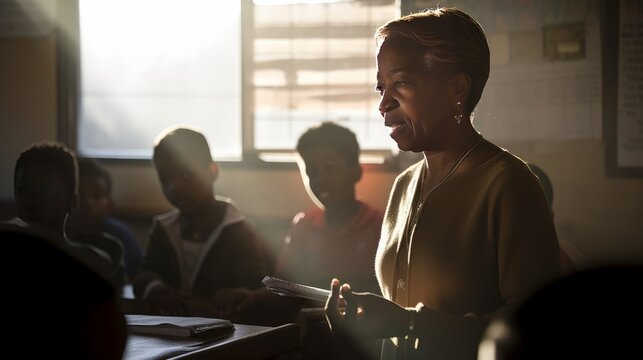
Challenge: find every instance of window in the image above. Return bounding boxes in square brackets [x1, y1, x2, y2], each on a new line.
[76, 0, 397, 162]
[252, 0, 397, 161]
[77, 0, 242, 160]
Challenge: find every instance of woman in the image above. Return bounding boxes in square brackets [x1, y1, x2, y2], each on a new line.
[325, 8, 561, 360]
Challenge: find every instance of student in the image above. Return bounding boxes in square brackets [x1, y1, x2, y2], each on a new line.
[210, 123, 383, 308]
[1, 223, 126, 359]
[215, 122, 384, 359]
[527, 162, 577, 273]
[69, 157, 143, 281]
[478, 265, 643, 359]
[11, 142, 125, 289]
[134, 125, 265, 316]
[325, 8, 561, 360]
[276, 121, 383, 294]
[283, 121, 385, 359]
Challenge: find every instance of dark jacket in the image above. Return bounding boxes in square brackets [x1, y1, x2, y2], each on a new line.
[134, 199, 265, 299]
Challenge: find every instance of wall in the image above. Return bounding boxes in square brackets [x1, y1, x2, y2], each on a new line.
[0, 34, 57, 197]
[507, 140, 643, 265]
[1, 5, 642, 270]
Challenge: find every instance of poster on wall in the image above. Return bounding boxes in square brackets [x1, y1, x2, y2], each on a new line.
[617, 0, 643, 168]
[604, 0, 643, 177]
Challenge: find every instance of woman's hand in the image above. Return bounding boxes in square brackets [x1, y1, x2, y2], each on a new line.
[325, 278, 410, 339]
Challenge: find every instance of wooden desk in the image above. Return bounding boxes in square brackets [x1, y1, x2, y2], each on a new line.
[125, 323, 299, 360]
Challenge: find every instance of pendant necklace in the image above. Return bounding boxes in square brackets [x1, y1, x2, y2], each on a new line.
[419, 134, 484, 201]
[397, 134, 484, 304]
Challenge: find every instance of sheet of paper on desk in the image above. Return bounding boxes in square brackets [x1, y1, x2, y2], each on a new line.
[262, 276, 330, 302]
[126, 315, 235, 338]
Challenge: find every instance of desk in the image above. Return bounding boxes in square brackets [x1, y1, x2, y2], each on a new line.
[125, 323, 299, 360]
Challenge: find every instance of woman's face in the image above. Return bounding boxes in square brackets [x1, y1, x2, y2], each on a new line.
[376, 37, 455, 152]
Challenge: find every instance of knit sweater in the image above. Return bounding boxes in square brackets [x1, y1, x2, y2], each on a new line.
[376, 150, 561, 359]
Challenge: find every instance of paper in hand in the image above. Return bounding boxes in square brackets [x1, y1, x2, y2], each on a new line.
[261, 276, 330, 302]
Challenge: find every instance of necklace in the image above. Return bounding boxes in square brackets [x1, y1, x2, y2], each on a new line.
[419, 134, 484, 200]
[396, 135, 484, 301]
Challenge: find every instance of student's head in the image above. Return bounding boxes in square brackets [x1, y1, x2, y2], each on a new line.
[13, 142, 78, 230]
[1, 224, 126, 359]
[296, 122, 362, 210]
[77, 158, 114, 223]
[478, 265, 643, 359]
[153, 126, 218, 213]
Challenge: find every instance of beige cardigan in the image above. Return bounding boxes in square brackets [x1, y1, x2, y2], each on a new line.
[376, 150, 561, 359]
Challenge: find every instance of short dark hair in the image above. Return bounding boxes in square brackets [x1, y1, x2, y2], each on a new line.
[78, 158, 112, 193]
[375, 7, 490, 115]
[14, 142, 78, 197]
[296, 122, 360, 167]
[153, 126, 212, 167]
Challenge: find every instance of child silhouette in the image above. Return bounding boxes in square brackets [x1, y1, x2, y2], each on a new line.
[11, 142, 125, 289]
[277, 122, 384, 360]
[69, 158, 143, 281]
[276, 121, 383, 294]
[134, 126, 265, 316]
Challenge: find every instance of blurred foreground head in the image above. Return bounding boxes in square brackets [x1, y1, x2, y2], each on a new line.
[479, 265, 643, 359]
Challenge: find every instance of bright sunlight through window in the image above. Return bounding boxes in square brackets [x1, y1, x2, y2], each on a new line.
[78, 0, 242, 160]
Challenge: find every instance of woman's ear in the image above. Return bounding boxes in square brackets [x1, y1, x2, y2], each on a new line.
[451, 72, 471, 104]
[210, 161, 219, 181]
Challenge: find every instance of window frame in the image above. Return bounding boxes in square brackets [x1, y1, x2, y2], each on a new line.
[56, 0, 400, 172]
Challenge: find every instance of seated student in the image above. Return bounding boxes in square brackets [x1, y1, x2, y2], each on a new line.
[10, 142, 125, 289]
[1, 223, 126, 359]
[276, 121, 383, 294]
[478, 265, 643, 359]
[216, 122, 384, 359]
[134, 125, 265, 317]
[282, 122, 384, 360]
[527, 163, 576, 273]
[214, 122, 383, 306]
[69, 157, 143, 281]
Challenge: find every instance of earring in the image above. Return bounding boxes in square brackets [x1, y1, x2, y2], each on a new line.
[454, 101, 463, 125]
